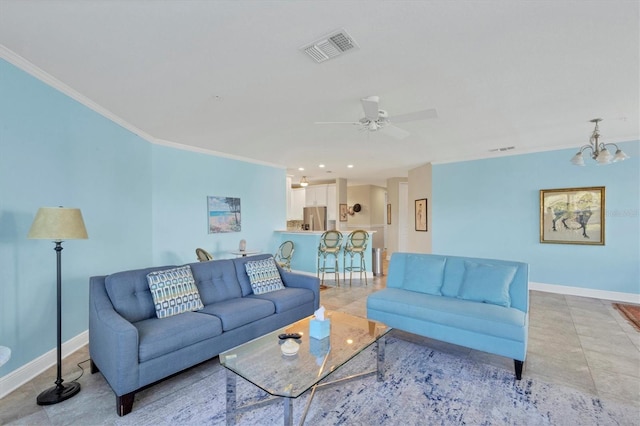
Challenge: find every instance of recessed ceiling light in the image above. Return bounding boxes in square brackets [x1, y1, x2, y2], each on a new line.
[319, 164, 325, 168]
[298, 167, 305, 171]
[347, 164, 354, 168]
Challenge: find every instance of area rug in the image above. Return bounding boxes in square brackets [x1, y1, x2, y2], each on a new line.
[113, 335, 636, 426]
[115, 336, 638, 426]
[613, 303, 640, 332]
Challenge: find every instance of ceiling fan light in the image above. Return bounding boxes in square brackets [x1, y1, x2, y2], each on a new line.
[596, 148, 611, 164]
[300, 176, 309, 187]
[612, 149, 629, 162]
[570, 152, 585, 166]
[368, 121, 378, 131]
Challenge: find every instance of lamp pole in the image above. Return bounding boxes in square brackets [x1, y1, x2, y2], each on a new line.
[36, 241, 81, 405]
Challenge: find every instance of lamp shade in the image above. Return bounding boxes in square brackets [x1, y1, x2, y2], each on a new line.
[28, 207, 88, 241]
[570, 152, 585, 166]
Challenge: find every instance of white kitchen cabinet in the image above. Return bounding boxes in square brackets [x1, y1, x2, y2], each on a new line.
[326, 184, 336, 221]
[305, 185, 328, 207]
[288, 188, 305, 220]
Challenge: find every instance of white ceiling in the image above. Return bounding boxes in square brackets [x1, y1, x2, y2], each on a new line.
[1, 1, 638, 186]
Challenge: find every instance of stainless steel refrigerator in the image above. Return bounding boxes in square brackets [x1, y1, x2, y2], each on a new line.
[303, 206, 327, 231]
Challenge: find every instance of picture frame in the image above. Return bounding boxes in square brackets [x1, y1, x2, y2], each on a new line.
[540, 186, 605, 245]
[339, 203, 348, 222]
[415, 198, 427, 231]
[208, 196, 241, 233]
[387, 203, 392, 225]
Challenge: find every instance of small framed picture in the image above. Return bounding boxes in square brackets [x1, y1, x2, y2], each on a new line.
[339, 204, 348, 222]
[540, 186, 605, 245]
[387, 204, 391, 225]
[415, 198, 427, 231]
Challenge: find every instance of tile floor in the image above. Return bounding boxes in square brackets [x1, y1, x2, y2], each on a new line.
[1, 271, 639, 424]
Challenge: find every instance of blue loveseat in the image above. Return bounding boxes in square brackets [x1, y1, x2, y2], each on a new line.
[89, 254, 319, 416]
[367, 252, 529, 378]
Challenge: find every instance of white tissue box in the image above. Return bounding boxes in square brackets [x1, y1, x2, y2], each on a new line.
[309, 318, 330, 339]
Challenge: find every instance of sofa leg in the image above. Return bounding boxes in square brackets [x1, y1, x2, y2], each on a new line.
[90, 359, 99, 374]
[117, 392, 135, 416]
[514, 359, 523, 380]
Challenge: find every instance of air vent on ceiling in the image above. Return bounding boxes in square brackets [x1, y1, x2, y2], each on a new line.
[301, 29, 359, 63]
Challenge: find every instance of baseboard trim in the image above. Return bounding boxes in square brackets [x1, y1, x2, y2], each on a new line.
[530, 282, 640, 304]
[0, 331, 89, 399]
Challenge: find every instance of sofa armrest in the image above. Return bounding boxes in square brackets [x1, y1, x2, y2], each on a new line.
[279, 269, 320, 310]
[89, 276, 140, 396]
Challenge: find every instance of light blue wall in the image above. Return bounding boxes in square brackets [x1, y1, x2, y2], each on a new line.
[151, 145, 286, 265]
[432, 143, 640, 295]
[0, 58, 286, 378]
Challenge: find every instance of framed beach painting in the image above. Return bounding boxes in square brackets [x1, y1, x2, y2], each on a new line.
[540, 186, 604, 245]
[208, 196, 241, 233]
[415, 198, 427, 231]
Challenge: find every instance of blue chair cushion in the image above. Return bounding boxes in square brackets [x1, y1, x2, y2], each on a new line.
[248, 287, 314, 313]
[190, 260, 243, 304]
[457, 261, 517, 307]
[198, 297, 275, 331]
[134, 311, 223, 362]
[367, 288, 526, 341]
[403, 254, 446, 295]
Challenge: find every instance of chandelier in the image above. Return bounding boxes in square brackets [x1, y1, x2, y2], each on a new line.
[570, 118, 629, 166]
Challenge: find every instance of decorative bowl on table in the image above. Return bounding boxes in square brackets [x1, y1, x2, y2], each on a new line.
[280, 339, 300, 356]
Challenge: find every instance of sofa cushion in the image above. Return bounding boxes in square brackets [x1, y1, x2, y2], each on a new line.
[244, 257, 285, 295]
[403, 254, 446, 295]
[189, 259, 243, 304]
[248, 287, 314, 313]
[458, 261, 517, 307]
[105, 265, 176, 323]
[367, 288, 526, 341]
[134, 312, 223, 362]
[233, 254, 276, 296]
[199, 297, 275, 331]
[146, 266, 204, 318]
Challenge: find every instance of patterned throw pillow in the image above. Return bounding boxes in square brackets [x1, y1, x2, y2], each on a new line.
[146, 265, 204, 318]
[244, 257, 285, 295]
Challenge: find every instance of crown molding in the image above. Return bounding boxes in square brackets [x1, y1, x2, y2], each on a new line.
[154, 138, 285, 169]
[0, 44, 158, 144]
[0, 44, 284, 170]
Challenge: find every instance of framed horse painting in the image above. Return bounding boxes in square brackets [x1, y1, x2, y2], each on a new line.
[540, 187, 605, 245]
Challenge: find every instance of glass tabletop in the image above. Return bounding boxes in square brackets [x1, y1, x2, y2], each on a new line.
[220, 311, 389, 398]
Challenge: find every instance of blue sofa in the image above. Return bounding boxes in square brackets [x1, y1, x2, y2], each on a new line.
[367, 253, 529, 379]
[89, 254, 319, 416]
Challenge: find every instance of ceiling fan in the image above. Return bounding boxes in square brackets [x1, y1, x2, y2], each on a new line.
[315, 96, 437, 140]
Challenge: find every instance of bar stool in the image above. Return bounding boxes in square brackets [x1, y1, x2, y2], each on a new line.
[195, 248, 213, 261]
[274, 240, 294, 271]
[343, 230, 369, 286]
[317, 230, 343, 286]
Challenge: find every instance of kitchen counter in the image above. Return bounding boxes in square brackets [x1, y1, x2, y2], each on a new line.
[274, 230, 374, 278]
[276, 230, 327, 234]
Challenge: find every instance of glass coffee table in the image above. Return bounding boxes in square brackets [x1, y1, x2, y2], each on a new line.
[220, 311, 390, 425]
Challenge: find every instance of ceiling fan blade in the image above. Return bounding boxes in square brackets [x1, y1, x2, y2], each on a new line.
[361, 96, 380, 121]
[380, 125, 410, 140]
[388, 108, 438, 123]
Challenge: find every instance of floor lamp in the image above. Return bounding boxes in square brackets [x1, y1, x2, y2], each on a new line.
[28, 207, 88, 405]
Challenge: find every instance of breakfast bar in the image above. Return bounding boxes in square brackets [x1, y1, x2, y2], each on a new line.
[274, 230, 374, 280]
